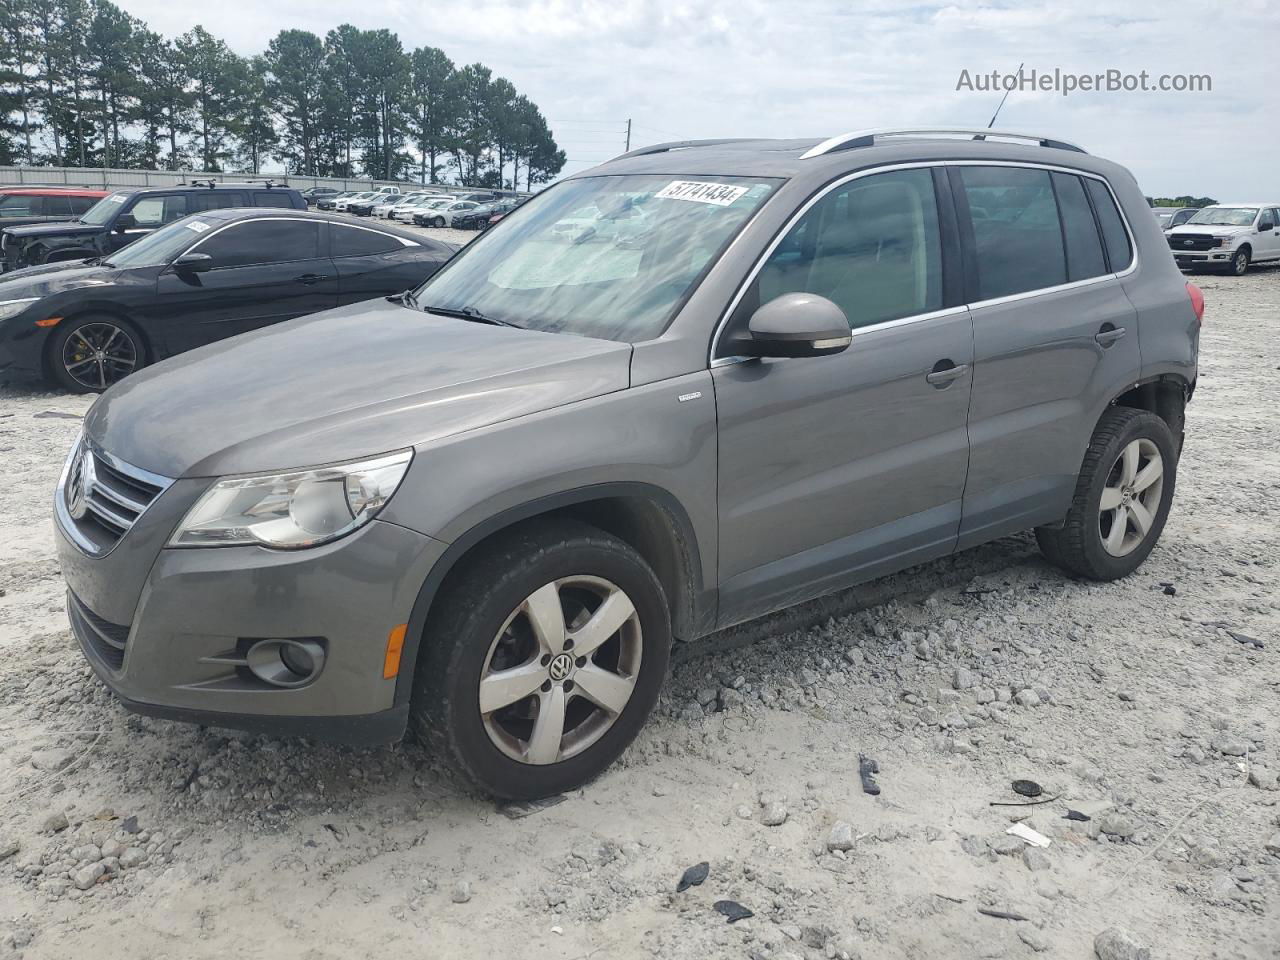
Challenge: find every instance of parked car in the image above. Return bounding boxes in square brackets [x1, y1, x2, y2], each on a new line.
[333, 191, 379, 213]
[1151, 206, 1197, 231]
[452, 201, 517, 231]
[460, 192, 498, 203]
[386, 195, 445, 221]
[301, 187, 342, 206]
[346, 197, 382, 217]
[51, 128, 1199, 801]
[0, 209, 453, 391]
[0, 183, 306, 272]
[1166, 203, 1280, 275]
[315, 191, 356, 212]
[0, 186, 111, 229]
[483, 199, 526, 231]
[413, 199, 479, 228]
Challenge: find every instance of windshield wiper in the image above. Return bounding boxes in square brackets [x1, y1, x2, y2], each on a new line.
[387, 288, 418, 307]
[422, 304, 520, 328]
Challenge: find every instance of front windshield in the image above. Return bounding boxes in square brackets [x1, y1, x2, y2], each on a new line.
[414, 174, 778, 342]
[103, 215, 204, 268]
[79, 193, 131, 226]
[1186, 206, 1257, 226]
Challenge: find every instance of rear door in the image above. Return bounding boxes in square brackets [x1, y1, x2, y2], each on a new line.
[330, 222, 431, 304]
[153, 217, 338, 351]
[953, 164, 1141, 548]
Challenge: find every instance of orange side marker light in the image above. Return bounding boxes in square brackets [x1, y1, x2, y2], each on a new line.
[35, 316, 62, 328]
[383, 624, 408, 679]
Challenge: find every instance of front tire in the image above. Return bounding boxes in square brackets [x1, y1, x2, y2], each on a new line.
[431, 216, 445, 228]
[1230, 247, 1250, 276]
[410, 519, 671, 799]
[47, 314, 146, 393]
[1036, 408, 1177, 581]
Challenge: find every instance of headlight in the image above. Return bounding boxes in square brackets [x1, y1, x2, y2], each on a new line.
[169, 449, 413, 549]
[0, 297, 40, 321]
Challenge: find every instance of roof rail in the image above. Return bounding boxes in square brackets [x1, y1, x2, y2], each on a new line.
[614, 138, 757, 161]
[800, 127, 1087, 159]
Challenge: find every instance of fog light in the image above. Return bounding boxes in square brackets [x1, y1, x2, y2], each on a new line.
[246, 638, 326, 688]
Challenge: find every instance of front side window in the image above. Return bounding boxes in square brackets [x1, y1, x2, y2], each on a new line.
[744, 168, 943, 332]
[415, 174, 778, 342]
[960, 166, 1067, 300]
[127, 195, 188, 228]
[195, 219, 321, 268]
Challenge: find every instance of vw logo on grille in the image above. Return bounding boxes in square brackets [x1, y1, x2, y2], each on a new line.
[66, 451, 93, 520]
[548, 652, 574, 682]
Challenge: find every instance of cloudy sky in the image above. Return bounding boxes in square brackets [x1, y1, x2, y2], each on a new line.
[118, 0, 1279, 199]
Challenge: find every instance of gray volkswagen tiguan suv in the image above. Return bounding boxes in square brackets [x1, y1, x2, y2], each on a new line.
[55, 128, 1201, 799]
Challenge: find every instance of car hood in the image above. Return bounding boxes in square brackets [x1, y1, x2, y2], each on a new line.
[3, 221, 101, 240]
[84, 299, 633, 479]
[0, 261, 116, 297]
[1167, 224, 1250, 237]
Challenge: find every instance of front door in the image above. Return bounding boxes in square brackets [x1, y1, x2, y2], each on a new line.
[153, 217, 338, 353]
[712, 167, 973, 628]
[109, 194, 189, 253]
[952, 165, 1142, 548]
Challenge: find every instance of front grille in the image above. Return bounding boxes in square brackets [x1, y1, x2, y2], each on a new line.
[1168, 233, 1218, 252]
[58, 441, 172, 556]
[68, 591, 130, 671]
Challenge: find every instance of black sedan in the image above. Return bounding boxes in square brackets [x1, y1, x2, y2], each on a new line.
[453, 201, 517, 231]
[0, 208, 454, 392]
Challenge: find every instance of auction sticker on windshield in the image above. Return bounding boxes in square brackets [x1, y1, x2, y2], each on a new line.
[185, 220, 211, 233]
[655, 181, 751, 206]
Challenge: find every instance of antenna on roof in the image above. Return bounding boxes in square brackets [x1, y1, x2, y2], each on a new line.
[986, 62, 1023, 130]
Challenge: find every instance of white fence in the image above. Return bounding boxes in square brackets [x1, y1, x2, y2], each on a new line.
[0, 165, 526, 197]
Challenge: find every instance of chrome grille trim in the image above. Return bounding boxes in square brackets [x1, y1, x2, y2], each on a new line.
[55, 436, 174, 557]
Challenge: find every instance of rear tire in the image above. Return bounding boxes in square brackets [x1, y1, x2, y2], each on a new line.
[1036, 408, 1177, 581]
[409, 519, 671, 800]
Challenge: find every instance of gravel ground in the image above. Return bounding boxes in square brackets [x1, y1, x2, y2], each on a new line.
[1, 264, 1278, 959]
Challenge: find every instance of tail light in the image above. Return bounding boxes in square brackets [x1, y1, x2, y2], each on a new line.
[1186, 281, 1204, 325]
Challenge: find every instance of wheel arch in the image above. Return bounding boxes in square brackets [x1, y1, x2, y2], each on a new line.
[392, 482, 709, 710]
[1106, 373, 1191, 451]
[42, 305, 152, 380]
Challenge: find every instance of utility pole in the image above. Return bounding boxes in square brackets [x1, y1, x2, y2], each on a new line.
[625, 118, 631, 152]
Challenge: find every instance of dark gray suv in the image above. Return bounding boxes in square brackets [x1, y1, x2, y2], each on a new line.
[54, 128, 1202, 799]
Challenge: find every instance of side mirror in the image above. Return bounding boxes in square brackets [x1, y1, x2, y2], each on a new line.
[742, 293, 852, 359]
[1259, 220, 1275, 232]
[114, 214, 136, 232]
[172, 252, 213, 273]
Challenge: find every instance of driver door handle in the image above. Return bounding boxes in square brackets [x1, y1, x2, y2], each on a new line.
[294, 273, 332, 285]
[925, 360, 970, 386]
[1095, 325, 1127, 347]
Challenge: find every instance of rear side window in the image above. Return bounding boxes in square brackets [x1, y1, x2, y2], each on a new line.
[0, 194, 40, 216]
[331, 224, 405, 257]
[196, 219, 321, 267]
[959, 166, 1066, 300]
[253, 191, 295, 208]
[1051, 173, 1107, 282]
[750, 167, 943, 330]
[190, 192, 242, 212]
[1084, 178, 1133, 271]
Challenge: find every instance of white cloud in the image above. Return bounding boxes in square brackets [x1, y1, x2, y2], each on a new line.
[117, 0, 1280, 197]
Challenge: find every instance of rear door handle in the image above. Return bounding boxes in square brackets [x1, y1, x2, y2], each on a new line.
[294, 273, 332, 285]
[925, 361, 970, 386]
[1095, 325, 1127, 347]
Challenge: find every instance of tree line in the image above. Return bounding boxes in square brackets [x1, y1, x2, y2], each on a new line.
[0, 0, 566, 189]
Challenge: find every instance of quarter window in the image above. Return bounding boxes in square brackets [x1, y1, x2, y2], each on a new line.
[959, 166, 1066, 300]
[331, 224, 405, 257]
[747, 168, 944, 331]
[1083, 178, 1133, 271]
[196, 219, 321, 268]
[1051, 173, 1107, 282]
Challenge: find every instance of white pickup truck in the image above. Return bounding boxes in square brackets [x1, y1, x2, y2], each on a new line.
[1166, 203, 1280, 276]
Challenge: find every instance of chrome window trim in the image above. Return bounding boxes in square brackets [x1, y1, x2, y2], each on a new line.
[708, 159, 1139, 363]
[183, 216, 346, 268]
[330, 221, 420, 248]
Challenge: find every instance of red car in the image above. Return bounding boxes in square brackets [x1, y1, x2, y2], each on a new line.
[0, 186, 111, 230]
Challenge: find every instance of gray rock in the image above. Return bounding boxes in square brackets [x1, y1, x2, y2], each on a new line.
[1213, 737, 1249, 757]
[31, 748, 75, 772]
[1094, 928, 1150, 960]
[1019, 928, 1050, 953]
[100, 838, 125, 859]
[118, 847, 148, 869]
[68, 844, 101, 864]
[451, 880, 472, 903]
[827, 820, 855, 852]
[1264, 833, 1280, 855]
[72, 862, 105, 891]
[718, 687, 744, 710]
[1099, 813, 1136, 838]
[975, 688, 996, 704]
[1015, 689, 1041, 707]
[696, 687, 718, 706]
[41, 811, 69, 833]
[0, 837, 18, 860]
[991, 835, 1025, 856]
[1022, 847, 1051, 872]
[760, 801, 789, 826]
[960, 836, 989, 857]
[952, 667, 976, 690]
[1247, 766, 1279, 791]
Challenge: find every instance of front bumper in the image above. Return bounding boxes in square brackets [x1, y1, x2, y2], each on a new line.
[56, 465, 447, 745]
[0, 314, 50, 382]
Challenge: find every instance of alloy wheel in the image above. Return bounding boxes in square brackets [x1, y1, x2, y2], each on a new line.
[479, 575, 642, 765]
[1098, 438, 1164, 557]
[61, 322, 138, 390]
